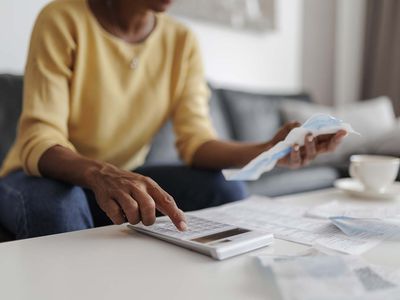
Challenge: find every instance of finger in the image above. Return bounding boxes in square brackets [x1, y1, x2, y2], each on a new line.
[115, 192, 140, 225]
[336, 129, 347, 139]
[290, 144, 302, 169]
[286, 121, 301, 131]
[96, 194, 126, 225]
[327, 130, 346, 152]
[315, 130, 346, 152]
[157, 201, 187, 231]
[105, 199, 126, 225]
[315, 141, 330, 153]
[303, 133, 317, 165]
[317, 139, 341, 153]
[131, 189, 156, 226]
[316, 133, 335, 143]
[326, 130, 347, 152]
[317, 130, 347, 143]
[281, 121, 301, 137]
[147, 182, 187, 231]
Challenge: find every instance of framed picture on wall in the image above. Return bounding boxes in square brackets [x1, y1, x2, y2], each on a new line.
[170, 0, 275, 32]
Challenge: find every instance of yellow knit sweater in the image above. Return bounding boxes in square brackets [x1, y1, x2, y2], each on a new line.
[0, 0, 216, 177]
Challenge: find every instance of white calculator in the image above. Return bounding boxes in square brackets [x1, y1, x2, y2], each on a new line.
[128, 215, 273, 260]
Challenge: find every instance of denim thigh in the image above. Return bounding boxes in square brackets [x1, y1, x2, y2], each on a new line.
[134, 165, 248, 212]
[0, 171, 94, 239]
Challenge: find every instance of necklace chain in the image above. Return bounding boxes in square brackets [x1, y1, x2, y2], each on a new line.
[105, 0, 154, 70]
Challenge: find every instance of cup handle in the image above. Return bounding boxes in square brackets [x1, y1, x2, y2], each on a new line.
[349, 164, 358, 179]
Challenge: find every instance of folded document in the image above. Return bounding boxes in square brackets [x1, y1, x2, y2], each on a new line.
[223, 113, 358, 181]
[258, 254, 400, 300]
[330, 216, 400, 240]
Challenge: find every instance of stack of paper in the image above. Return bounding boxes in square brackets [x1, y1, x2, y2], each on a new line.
[257, 255, 400, 300]
[306, 200, 400, 241]
[306, 200, 400, 219]
[195, 196, 400, 298]
[194, 196, 382, 255]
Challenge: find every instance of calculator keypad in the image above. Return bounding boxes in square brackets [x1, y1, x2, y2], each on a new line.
[136, 215, 234, 239]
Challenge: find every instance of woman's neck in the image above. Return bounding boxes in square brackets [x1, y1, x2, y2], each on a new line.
[111, 0, 151, 33]
[89, 0, 156, 43]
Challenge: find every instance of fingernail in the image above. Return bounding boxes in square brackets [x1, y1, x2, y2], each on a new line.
[307, 135, 313, 142]
[294, 145, 300, 151]
[179, 221, 188, 231]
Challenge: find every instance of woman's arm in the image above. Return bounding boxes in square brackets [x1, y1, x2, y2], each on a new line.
[18, 5, 186, 230]
[192, 123, 347, 170]
[171, 31, 345, 171]
[39, 145, 187, 230]
[192, 140, 271, 169]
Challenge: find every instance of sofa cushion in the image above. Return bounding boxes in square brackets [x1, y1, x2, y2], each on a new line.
[144, 120, 181, 165]
[0, 75, 23, 165]
[209, 88, 233, 140]
[218, 89, 311, 142]
[144, 85, 232, 165]
[368, 118, 400, 157]
[247, 166, 340, 197]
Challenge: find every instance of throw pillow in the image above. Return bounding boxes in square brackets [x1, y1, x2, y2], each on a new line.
[219, 89, 310, 142]
[368, 118, 400, 156]
[280, 96, 396, 165]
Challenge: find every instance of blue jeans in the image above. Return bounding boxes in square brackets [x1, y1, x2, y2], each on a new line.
[0, 166, 248, 239]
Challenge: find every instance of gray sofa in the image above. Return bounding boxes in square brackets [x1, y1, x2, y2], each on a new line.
[0, 74, 343, 241]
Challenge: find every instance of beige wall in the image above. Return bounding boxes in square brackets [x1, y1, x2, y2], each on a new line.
[0, 0, 366, 105]
[0, 0, 49, 73]
[179, 0, 304, 93]
[0, 0, 305, 94]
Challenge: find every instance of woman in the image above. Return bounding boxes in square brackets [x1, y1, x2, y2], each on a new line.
[0, 0, 345, 239]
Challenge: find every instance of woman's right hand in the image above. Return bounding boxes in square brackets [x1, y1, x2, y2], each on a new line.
[86, 163, 187, 231]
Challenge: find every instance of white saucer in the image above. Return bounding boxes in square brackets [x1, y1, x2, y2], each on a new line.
[334, 178, 400, 200]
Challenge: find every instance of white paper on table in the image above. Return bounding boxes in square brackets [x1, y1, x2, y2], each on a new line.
[258, 255, 400, 300]
[223, 114, 359, 181]
[193, 195, 382, 255]
[306, 200, 400, 219]
[256, 247, 328, 265]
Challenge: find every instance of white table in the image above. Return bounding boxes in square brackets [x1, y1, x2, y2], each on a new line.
[1, 188, 400, 300]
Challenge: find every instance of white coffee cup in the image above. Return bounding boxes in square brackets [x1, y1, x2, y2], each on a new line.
[349, 155, 400, 193]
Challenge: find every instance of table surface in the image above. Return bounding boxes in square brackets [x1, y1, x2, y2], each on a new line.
[1, 188, 400, 300]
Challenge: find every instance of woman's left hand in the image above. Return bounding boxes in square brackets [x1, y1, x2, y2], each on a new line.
[271, 122, 347, 169]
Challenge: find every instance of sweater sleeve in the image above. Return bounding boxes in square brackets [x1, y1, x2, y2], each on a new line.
[171, 31, 217, 165]
[17, 3, 77, 176]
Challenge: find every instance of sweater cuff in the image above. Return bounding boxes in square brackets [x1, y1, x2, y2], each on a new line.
[23, 139, 76, 177]
[180, 134, 217, 166]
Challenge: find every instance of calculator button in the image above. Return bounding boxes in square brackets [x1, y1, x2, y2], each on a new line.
[136, 215, 235, 239]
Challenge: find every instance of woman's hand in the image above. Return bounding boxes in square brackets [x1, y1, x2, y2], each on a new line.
[86, 163, 187, 230]
[270, 122, 347, 169]
[39, 145, 187, 231]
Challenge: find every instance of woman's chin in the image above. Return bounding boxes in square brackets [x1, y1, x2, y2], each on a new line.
[149, 0, 173, 12]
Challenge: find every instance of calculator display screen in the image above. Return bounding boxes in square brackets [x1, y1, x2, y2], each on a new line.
[191, 228, 249, 244]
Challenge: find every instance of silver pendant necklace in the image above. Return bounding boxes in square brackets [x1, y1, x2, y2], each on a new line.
[106, 0, 152, 70]
[129, 57, 139, 70]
